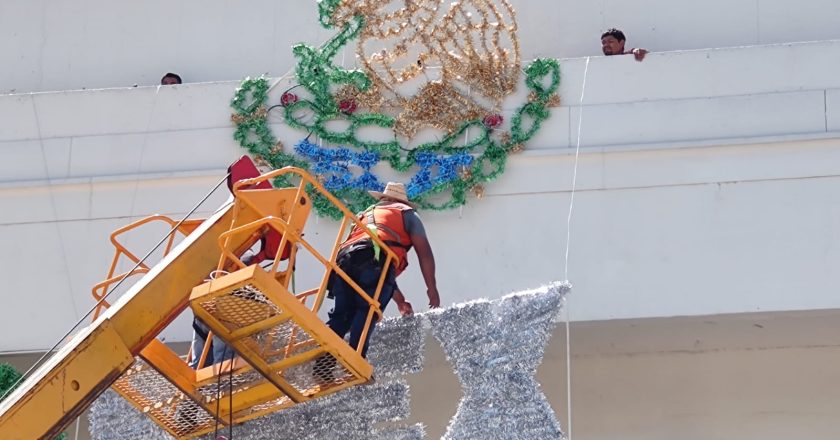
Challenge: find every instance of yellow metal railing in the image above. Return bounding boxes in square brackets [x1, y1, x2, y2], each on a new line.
[95, 166, 399, 438]
[91, 215, 204, 320]
[227, 167, 396, 355]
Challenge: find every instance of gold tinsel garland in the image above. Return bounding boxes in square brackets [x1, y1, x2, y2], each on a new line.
[327, 0, 521, 138]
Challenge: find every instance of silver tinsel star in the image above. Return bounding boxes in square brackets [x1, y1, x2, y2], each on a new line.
[89, 315, 426, 440]
[89, 388, 171, 439]
[367, 314, 426, 377]
[208, 380, 420, 440]
[427, 282, 570, 440]
[213, 315, 426, 440]
[88, 284, 569, 440]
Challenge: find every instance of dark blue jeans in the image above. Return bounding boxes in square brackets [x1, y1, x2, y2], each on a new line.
[326, 262, 395, 358]
[189, 318, 235, 369]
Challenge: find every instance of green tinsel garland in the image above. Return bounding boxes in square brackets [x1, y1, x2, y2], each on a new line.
[230, 7, 561, 219]
[0, 363, 66, 440]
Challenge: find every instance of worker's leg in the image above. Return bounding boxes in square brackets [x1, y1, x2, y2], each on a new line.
[325, 272, 356, 339]
[187, 330, 206, 369]
[315, 265, 390, 383]
[212, 336, 235, 365]
[347, 265, 395, 358]
[315, 274, 356, 383]
[188, 318, 214, 369]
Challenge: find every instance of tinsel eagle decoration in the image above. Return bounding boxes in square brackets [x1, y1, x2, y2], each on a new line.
[230, 0, 561, 218]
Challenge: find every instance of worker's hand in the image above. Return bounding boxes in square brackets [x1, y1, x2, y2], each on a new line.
[242, 250, 266, 266]
[632, 48, 648, 61]
[397, 300, 414, 316]
[427, 287, 440, 309]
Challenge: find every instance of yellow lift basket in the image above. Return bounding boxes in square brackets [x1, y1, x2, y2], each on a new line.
[91, 167, 398, 438]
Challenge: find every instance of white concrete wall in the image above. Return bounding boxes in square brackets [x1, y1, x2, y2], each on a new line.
[413, 310, 840, 440]
[2, 41, 840, 351]
[4, 0, 840, 93]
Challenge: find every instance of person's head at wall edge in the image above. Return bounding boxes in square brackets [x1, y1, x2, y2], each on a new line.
[161, 72, 182, 85]
[601, 28, 626, 56]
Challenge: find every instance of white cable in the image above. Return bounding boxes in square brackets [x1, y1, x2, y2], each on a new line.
[31, 96, 80, 320]
[127, 86, 162, 221]
[562, 55, 591, 440]
[565, 297, 572, 439]
[564, 56, 590, 281]
[73, 415, 81, 440]
[207, 270, 230, 281]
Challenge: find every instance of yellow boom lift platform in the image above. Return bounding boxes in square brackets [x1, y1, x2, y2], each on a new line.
[0, 162, 397, 439]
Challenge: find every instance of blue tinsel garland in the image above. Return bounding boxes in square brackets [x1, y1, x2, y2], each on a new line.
[294, 139, 473, 198]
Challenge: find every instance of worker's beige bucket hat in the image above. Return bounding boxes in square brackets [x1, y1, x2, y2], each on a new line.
[369, 182, 416, 208]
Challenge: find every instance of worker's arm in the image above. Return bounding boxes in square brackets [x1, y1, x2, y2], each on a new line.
[242, 250, 265, 266]
[413, 235, 440, 308]
[404, 211, 440, 308]
[392, 288, 414, 316]
[223, 248, 266, 272]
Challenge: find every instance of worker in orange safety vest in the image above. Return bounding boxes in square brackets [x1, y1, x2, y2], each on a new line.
[323, 182, 440, 362]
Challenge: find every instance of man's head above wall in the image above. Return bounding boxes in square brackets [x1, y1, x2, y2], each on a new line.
[601, 28, 626, 56]
[160, 72, 182, 85]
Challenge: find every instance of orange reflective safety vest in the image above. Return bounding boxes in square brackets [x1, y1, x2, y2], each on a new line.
[340, 202, 414, 276]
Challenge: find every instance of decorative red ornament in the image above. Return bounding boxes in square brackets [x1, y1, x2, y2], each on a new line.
[483, 114, 503, 128]
[280, 92, 298, 106]
[339, 99, 358, 114]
